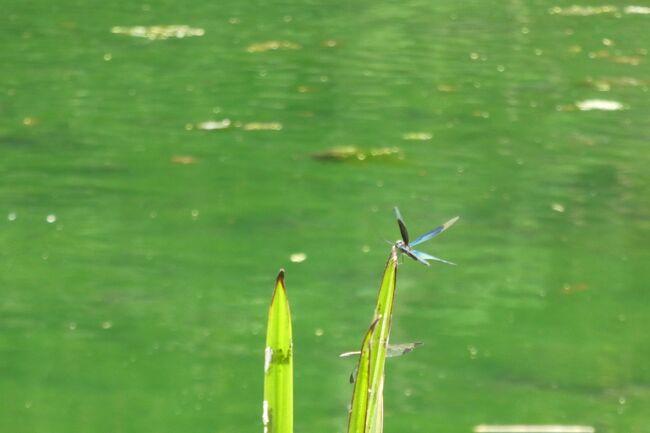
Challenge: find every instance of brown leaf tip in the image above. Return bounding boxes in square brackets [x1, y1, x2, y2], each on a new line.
[276, 269, 286, 286]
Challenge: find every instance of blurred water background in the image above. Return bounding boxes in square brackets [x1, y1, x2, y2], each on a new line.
[1, 1, 649, 432]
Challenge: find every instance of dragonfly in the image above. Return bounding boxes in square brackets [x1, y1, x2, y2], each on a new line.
[394, 207, 459, 266]
[340, 342, 423, 384]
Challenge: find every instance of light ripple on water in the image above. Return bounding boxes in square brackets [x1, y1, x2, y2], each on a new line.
[110, 25, 205, 40]
[549, 5, 650, 16]
[575, 99, 626, 111]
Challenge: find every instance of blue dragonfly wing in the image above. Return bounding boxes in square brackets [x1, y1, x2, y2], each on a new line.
[408, 249, 431, 266]
[394, 207, 410, 244]
[412, 249, 456, 266]
[410, 216, 459, 247]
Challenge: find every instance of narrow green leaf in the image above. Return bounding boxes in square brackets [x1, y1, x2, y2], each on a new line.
[366, 248, 398, 433]
[263, 270, 293, 433]
[346, 249, 399, 433]
[371, 385, 384, 433]
[347, 319, 379, 433]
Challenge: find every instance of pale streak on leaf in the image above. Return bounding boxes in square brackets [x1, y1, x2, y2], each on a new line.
[262, 400, 270, 433]
[264, 347, 273, 373]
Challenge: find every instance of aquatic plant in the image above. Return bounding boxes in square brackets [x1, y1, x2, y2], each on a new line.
[347, 248, 398, 433]
[263, 270, 293, 433]
[262, 209, 457, 432]
[261, 250, 398, 433]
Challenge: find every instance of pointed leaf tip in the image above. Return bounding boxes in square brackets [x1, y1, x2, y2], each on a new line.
[265, 268, 293, 433]
[276, 269, 286, 284]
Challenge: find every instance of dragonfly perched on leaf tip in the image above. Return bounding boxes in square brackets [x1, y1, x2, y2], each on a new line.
[394, 207, 459, 266]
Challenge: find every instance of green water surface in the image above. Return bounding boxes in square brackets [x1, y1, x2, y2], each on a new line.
[1, 1, 649, 433]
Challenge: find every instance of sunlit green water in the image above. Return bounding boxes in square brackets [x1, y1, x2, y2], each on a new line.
[1, 1, 649, 432]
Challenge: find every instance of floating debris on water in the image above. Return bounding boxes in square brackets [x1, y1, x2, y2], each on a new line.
[549, 5, 619, 16]
[576, 99, 626, 111]
[46, 214, 57, 223]
[608, 55, 643, 65]
[550, 4, 650, 16]
[171, 155, 198, 164]
[562, 283, 589, 294]
[583, 76, 648, 91]
[588, 50, 643, 65]
[312, 146, 362, 161]
[311, 146, 403, 162]
[437, 84, 458, 92]
[402, 132, 432, 141]
[472, 111, 490, 118]
[246, 40, 301, 53]
[111, 25, 205, 40]
[625, 5, 650, 14]
[8, 212, 17, 221]
[289, 252, 307, 263]
[568, 45, 583, 54]
[551, 203, 565, 213]
[243, 122, 283, 131]
[195, 119, 232, 131]
[101, 321, 113, 330]
[189, 119, 282, 132]
[321, 39, 340, 48]
[557, 99, 626, 111]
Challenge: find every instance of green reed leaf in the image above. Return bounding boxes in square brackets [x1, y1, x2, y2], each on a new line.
[366, 248, 398, 433]
[263, 270, 293, 433]
[347, 318, 379, 433]
[346, 248, 398, 433]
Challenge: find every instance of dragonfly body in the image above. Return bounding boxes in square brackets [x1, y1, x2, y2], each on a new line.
[395, 240, 427, 265]
[393, 207, 458, 266]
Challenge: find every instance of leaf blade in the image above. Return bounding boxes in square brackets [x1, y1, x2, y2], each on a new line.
[347, 319, 379, 433]
[366, 248, 398, 433]
[263, 270, 293, 433]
